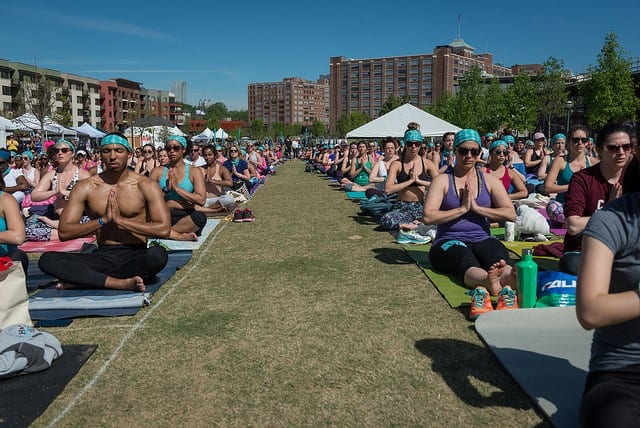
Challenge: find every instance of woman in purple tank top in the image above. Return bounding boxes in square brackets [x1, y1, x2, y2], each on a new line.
[423, 129, 518, 319]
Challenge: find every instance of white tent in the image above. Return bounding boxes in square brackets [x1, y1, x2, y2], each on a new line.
[11, 112, 77, 136]
[213, 128, 228, 140]
[0, 116, 16, 149]
[346, 103, 461, 139]
[72, 123, 106, 139]
[193, 127, 214, 142]
[123, 125, 186, 148]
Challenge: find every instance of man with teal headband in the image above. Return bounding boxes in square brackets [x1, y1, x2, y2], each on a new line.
[38, 132, 171, 291]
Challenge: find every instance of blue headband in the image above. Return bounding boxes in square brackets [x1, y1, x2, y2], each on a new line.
[101, 134, 132, 152]
[502, 135, 515, 144]
[166, 135, 187, 148]
[484, 133, 495, 138]
[404, 129, 422, 142]
[0, 150, 10, 161]
[490, 140, 508, 151]
[551, 133, 566, 144]
[21, 151, 34, 161]
[454, 129, 481, 148]
[56, 139, 76, 152]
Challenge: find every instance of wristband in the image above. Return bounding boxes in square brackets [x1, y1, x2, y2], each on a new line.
[98, 216, 106, 226]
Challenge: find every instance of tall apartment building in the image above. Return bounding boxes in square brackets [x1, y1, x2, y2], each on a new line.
[99, 78, 145, 132]
[143, 89, 185, 127]
[171, 81, 187, 104]
[0, 59, 101, 128]
[247, 76, 329, 128]
[329, 38, 513, 131]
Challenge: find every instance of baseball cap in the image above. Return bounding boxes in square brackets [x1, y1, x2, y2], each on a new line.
[533, 132, 546, 140]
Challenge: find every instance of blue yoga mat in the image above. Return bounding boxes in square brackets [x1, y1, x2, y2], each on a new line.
[28, 250, 192, 320]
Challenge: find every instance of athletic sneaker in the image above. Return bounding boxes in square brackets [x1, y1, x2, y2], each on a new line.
[496, 286, 519, 311]
[242, 208, 255, 222]
[467, 286, 493, 320]
[396, 229, 431, 245]
[233, 209, 244, 223]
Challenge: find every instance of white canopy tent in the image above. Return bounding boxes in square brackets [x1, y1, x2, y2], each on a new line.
[213, 128, 228, 140]
[11, 112, 77, 137]
[0, 116, 17, 149]
[123, 125, 186, 148]
[193, 127, 214, 142]
[71, 123, 106, 139]
[346, 103, 461, 139]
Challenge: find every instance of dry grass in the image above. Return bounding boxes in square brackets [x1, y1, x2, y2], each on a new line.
[34, 160, 547, 427]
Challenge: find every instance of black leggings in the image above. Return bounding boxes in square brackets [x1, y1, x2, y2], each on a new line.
[581, 365, 640, 428]
[38, 244, 168, 288]
[429, 237, 510, 283]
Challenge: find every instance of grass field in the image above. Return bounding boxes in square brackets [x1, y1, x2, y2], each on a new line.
[35, 160, 547, 427]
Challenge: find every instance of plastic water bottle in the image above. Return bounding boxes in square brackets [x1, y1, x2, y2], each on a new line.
[516, 248, 538, 308]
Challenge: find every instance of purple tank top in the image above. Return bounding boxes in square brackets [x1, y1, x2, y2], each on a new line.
[435, 170, 492, 244]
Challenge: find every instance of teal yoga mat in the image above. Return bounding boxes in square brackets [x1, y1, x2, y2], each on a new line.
[345, 191, 367, 200]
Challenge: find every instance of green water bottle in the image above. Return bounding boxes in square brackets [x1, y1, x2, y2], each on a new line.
[516, 249, 538, 308]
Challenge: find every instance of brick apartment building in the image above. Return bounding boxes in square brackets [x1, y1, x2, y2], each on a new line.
[247, 76, 329, 128]
[329, 38, 516, 132]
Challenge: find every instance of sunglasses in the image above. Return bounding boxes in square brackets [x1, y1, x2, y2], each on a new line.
[605, 143, 632, 153]
[457, 147, 481, 157]
[21, 157, 30, 160]
[166, 145, 182, 152]
[572, 137, 589, 144]
[53, 147, 71, 154]
[143, 150, 153, 154]
[492, 150, 507, 155]
[190, 148, 200, 152]
[229, 149, 238, 153]
[405, 141, 421, 147]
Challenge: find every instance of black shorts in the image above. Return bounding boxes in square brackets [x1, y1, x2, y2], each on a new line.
[429, 237, 510, 282]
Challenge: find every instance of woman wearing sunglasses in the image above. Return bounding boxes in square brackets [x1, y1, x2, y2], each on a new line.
[29, 139, 91, 240]
[559, 123, 631, 275]
[424, 129, 517, 320]
[150, 136, 206, 241]
[485, 140, 528, 200]
[222, 143, 251, 189]
[134, 143, 159, 177]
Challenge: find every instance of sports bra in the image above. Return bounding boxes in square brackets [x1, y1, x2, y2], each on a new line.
[486, 166, 511, 193]
[52, 167, 80, 200]
[159, 164, 194, 201]
[397, 158, 430, 186]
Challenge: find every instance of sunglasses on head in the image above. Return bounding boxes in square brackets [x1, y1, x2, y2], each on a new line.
[572, 137, 589, 144]
[165, 145, 182, 152]
[457, 147, 481, 157]
[605, 143, 632, 154]
[53, 147, 71, 154]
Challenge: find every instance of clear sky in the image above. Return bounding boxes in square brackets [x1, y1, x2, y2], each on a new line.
[3, 0, 638, 111]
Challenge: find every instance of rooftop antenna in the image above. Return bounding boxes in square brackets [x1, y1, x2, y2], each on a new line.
[457, 13, 461, 39]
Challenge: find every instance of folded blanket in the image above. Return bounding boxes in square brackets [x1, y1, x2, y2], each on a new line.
[533, 242, 564, 258]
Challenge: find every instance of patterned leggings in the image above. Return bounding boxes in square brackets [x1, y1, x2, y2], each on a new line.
[380, 201, 423, 230]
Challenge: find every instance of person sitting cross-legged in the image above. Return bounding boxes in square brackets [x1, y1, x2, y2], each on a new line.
[38, 133, 171, 291]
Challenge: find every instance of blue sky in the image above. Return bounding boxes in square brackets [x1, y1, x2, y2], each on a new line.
[3, 0, 638, 111]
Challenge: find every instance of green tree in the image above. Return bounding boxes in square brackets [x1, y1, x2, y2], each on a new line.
[379, 94, 409, 116]
[580, 32, 640, 129]
[479, 78, 507, 134]
[427, 92, 461, 127]
[505, 73, 538, 135]
[536, 57, 568, 136]
[207, 102, 228, 120]
[272, 122, 284, 140]
[207, 117, 220, 130]
[249, 119, 264, 138]
[311, 120, 326, 137]
[456, 65, 486, 129]
[15, 70, 59, 140]
[335, 111, 371, 137]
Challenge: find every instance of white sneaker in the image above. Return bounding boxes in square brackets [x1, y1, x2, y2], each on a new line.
[396, 229, 431, 245]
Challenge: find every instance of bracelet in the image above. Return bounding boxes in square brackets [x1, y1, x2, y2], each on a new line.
[98, 216, 106, 226]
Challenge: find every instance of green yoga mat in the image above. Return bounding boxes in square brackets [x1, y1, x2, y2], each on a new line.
[403, 229, 561, 308]
[345, 191, 367, 200]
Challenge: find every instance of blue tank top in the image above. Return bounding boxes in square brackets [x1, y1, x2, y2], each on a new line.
[556, 156, 592, 203]
[159, 164, 194, 201]
[435, 170, 492, 245]
[0, 192, 16, 256]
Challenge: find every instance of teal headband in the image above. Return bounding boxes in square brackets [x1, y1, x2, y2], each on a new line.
[427, 142, 435, 148]
[101, 134, 132, 152]
[55, 139, 76, 152]
[502, 135, 515, 144]
[551, 133, 566, 144]
[166, 135, 187, 148]
[454, 129, 481, 148]
[404, 129, 422, 142]
[490, 140, 508, 151]
[21, 151, 34, 161]
[485, 133, 495, 138]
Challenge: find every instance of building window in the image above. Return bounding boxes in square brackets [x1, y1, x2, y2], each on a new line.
[2, 86, 10, 96]
[76, 96, 82, 103]
[3, 102, 11, 111]
[1, 71, 10, 79]
[77, 109, 83, 116]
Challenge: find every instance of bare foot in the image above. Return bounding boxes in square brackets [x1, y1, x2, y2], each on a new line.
[171, 231, 198, 241]
[56, 276, 145, 292]
[487, 259, 507, 295]
[501, 265, 516, 288]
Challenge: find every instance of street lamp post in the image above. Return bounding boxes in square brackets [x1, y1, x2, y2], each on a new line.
[565, 100, 574, 133]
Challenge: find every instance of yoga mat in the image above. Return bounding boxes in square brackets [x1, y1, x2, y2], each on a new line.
[27, 250, 192, 321]
[19, 236, 97, 253]
[345, 191, 367, 200]
[475, 307, 591, 428]
[148, 218, 220, 251]
[0, 344, 97, 428]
